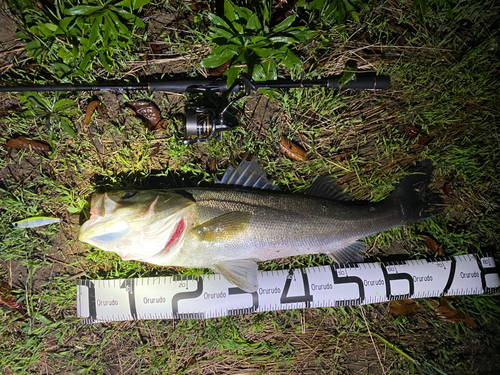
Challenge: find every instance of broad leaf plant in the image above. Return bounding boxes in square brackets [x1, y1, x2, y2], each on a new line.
[201, 1, 318, 87]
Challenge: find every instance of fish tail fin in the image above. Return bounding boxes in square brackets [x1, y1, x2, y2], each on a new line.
[389, 159, 444, 225]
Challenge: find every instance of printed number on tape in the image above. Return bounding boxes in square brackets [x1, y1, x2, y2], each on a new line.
[77, 254, 500, 323]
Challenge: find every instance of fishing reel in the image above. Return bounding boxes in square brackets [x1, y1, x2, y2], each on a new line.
[181, 75, 257, 145]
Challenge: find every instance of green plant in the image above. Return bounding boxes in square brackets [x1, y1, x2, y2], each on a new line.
[200, 0, 318, 87]
[413, 0, 453, 19]
[13, 0, 150, 80]
[18, 92, 79, 138]
[297, 0, 369, 24]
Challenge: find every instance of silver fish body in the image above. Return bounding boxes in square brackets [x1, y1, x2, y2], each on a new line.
[160, 188, 401, 267]
[79, 158, 440, 291]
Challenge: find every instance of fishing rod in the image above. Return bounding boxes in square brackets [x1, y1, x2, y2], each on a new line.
[0, 73, 390, 144]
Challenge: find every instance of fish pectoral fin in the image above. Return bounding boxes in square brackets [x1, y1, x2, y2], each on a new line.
[191, 212, 252, 242]
[214, 259, 259, 292]
[327, 241, 366, 264]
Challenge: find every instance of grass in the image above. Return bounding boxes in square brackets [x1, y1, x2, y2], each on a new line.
[1, 0, 500, 373]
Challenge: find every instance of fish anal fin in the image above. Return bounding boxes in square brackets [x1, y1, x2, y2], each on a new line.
[214, 259, 259, 292]
[191, 212, 252, 241]
[327, 241, 365, 264]
[307, 176, 352, 201]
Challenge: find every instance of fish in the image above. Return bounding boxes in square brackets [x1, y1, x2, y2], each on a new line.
[12, 216, 60, 228]
[79, 158, 441, 292]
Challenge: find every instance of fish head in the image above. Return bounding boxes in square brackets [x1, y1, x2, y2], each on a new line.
[79, 190, 194, 261]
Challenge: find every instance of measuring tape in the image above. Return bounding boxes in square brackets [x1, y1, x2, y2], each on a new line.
[77, 254, 499, 323]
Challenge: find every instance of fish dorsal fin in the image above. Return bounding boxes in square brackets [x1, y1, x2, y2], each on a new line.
[215, 157, 280, 191]
[214, 259, 259, 292]
[191, 212, 252, 241]
[327, 241, 365, 264]
[306, 176, 352, 201]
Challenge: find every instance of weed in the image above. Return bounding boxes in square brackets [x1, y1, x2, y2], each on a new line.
[7, 0, 150, 81]
[200, 0, 318, 87]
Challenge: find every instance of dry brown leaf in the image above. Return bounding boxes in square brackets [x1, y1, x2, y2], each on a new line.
[209, 60, 231, 76]
[406, 126, 419, 139]
[153, 119, 169, 132]
[149, 42, 162, 56]
[207, 157, 217, 172]
[387, 299, 420, 317]
[418, 134, 431, 145]
[148, 144, 161, 158]
[5, 136, 50, 152]
[433, 297, 477, 329]
[2, 98, 21, 109]
[442, 183, 452, 197]
[396, 37, 408, 46]
[335, 153, 350, 164]
[420, 235, 445, 256]
[85, 100, 101, 126]
[279, 138, 307, 161]
[127, 100, 167, 131]
[0, 281, 26, 316]
[84, 100, 107, 154]
[187, 1, 208, 11]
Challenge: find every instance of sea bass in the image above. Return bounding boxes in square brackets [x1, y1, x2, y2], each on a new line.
[79, 158, 440, 292]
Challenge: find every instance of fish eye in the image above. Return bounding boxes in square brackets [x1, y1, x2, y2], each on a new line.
[122, 191, 137, 199]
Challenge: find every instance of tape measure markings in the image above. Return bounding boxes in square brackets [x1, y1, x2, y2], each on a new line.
[77, 254, 500, 323]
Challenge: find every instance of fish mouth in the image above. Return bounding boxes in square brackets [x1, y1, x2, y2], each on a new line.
[78, 216, 129, 243]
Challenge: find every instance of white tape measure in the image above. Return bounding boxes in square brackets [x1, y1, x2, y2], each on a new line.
[77, 254, 499, 323]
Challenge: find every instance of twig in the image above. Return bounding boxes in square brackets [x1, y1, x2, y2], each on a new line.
[367, 233, 383, 254]
[360, 306, 386, 375]
[0, 47, 25, 56]
[0, 56, 32, 74]
[126, 56, 190, 66]
[63, 271, 86, 282]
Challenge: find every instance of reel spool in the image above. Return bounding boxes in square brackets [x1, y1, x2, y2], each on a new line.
[181, 77, 252, 144]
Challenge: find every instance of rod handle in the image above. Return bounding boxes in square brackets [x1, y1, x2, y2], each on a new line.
[327, 74, 391, 90]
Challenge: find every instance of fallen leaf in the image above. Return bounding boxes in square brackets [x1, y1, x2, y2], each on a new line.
[420, 234, 445, 256]
[271, 8, 294, 25]
[89, 124, 106, 155]
[149, 42, 163, 56]
[126, 101, 167, 131]
[418, 134, 431, 145]
[442, 182, 452, 197]
[84, 100, 107, 154]
[97, 102, 106, 116]
[186, 1, 208, 11]
[0, 281, 26, 316]
[209, 59, 231, 76]
[432, 297, 477, 329]
[335, 153, 350, 164]
[405, 126, 419, 139]
[387, 299, 420, 317]
[148, 144, 160, 158]
[279, 138, 307, 161]
[2, 98, 21, 109]
[5, 136, 50, 152]
[207, 157, 217, 172]
[396, 37, 407, 46]
[84, 100, 101, 126]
